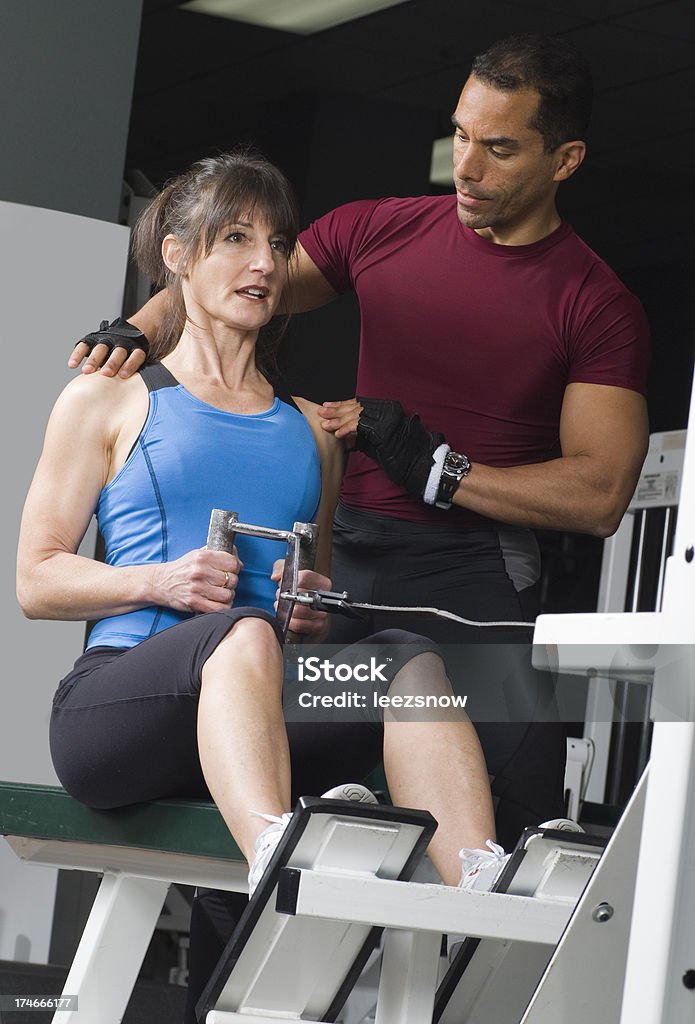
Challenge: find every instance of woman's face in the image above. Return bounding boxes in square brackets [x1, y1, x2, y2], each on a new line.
[182, 214, 290, 334]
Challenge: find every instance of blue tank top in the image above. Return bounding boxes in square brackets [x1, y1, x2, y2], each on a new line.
[87, 364, 321, 649]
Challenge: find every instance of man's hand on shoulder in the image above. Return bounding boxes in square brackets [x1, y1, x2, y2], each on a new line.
[69, 317, 149, 378]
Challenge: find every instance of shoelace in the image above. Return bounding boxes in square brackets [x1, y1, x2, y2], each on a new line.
[460, 839, 504, 860]
[460, 839, 505, 875]
[250, 809, 289, 827]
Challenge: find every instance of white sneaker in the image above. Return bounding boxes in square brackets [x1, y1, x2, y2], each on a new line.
[458, 839, 509, 892]
[320, 783, 378, 804]
[457, 820, 582, 896]
[247, 811, 293, 896]
[449, 840, 509, 961]
[539, 818, 584, 832]
[247, 784, 377, 895]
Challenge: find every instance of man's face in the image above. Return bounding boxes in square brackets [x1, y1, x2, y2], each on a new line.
[451, 76, 564, 244]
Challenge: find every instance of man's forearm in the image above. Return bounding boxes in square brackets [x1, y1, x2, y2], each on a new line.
[451, 455, 640, 538]
[129, 288, 168, 340]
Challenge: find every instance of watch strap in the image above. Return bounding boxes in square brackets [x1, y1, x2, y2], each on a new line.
[435, 451, 471, 508]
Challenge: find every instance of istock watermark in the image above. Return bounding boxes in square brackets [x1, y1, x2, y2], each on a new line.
[294, 654, 468, 712]
[297, 655, 390, 683]
[296, 688, 468, 710]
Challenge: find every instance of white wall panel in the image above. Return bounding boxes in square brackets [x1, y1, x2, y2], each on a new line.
[0, 200, 130, 963]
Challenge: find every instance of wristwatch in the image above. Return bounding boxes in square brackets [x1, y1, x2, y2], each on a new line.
[435, 450, 471, 509]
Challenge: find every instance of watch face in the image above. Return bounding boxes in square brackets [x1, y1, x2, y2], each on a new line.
[445, 452, 470, 476]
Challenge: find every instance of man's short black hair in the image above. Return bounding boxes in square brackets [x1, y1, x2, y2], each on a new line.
[471, 34, 593, 152]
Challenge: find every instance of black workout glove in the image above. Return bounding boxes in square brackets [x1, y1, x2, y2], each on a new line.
[355, 397, 448, 501]
[79, 317, 150, 359]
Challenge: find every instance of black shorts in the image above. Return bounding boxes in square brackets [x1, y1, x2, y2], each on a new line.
[49, 606, 437, 809]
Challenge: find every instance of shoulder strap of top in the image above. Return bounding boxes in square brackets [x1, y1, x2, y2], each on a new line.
[140, 363, 180, 392]
[275, 386, 300, 412]
[141, 364, 303, 411]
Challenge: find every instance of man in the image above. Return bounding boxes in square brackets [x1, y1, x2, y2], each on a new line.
[71, 35, 650, 846]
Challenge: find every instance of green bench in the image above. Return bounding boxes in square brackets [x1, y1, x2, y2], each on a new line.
[0, 781, 247, 1024]
[0, 782, 243, 862]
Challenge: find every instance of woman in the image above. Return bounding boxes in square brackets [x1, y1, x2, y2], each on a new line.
[16, 150, 503, 1012]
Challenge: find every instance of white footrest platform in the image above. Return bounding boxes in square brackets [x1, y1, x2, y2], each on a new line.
[198, 797, 436, 1022]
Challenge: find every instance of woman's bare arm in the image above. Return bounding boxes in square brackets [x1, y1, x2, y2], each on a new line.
[17, 375, 240, 620]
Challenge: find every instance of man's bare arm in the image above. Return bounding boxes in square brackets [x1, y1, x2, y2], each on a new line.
[280, 242, 339, 313]
[450, 383, 648, 536]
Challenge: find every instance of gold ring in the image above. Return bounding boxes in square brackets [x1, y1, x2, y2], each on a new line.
[223, 571, 230, 588]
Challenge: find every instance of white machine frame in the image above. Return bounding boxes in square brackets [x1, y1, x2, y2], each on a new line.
[533, 377, 695, 1021]
[582, 429, 686, 805]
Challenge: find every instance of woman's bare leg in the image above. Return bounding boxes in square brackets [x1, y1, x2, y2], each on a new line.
[196, 617, 289, 863]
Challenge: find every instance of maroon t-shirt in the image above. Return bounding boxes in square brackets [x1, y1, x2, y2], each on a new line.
[300, 195, 651, 525]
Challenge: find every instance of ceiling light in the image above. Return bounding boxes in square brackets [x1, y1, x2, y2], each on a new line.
[180, 0, 409, 35]
[430, 136, 453, 186]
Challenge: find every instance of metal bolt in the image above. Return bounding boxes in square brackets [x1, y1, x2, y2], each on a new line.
[683, 970, 695, 990]
[686, 547, 694, 564]
[592, 902, 614, 923]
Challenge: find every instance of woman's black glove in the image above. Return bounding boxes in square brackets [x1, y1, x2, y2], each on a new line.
[355, 397, 448, 501]
[78, 317, 150, 359]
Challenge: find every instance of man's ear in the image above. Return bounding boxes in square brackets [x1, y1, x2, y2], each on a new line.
[162, 234, 183, 274]
[554, 140, 586, 182]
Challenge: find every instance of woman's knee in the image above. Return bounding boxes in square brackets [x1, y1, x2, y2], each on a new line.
[235, 612, 282, 644]
[206, 611, 283, 672]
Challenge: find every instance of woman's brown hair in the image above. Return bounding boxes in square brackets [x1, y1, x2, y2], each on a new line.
[131, 148, 299, 382]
